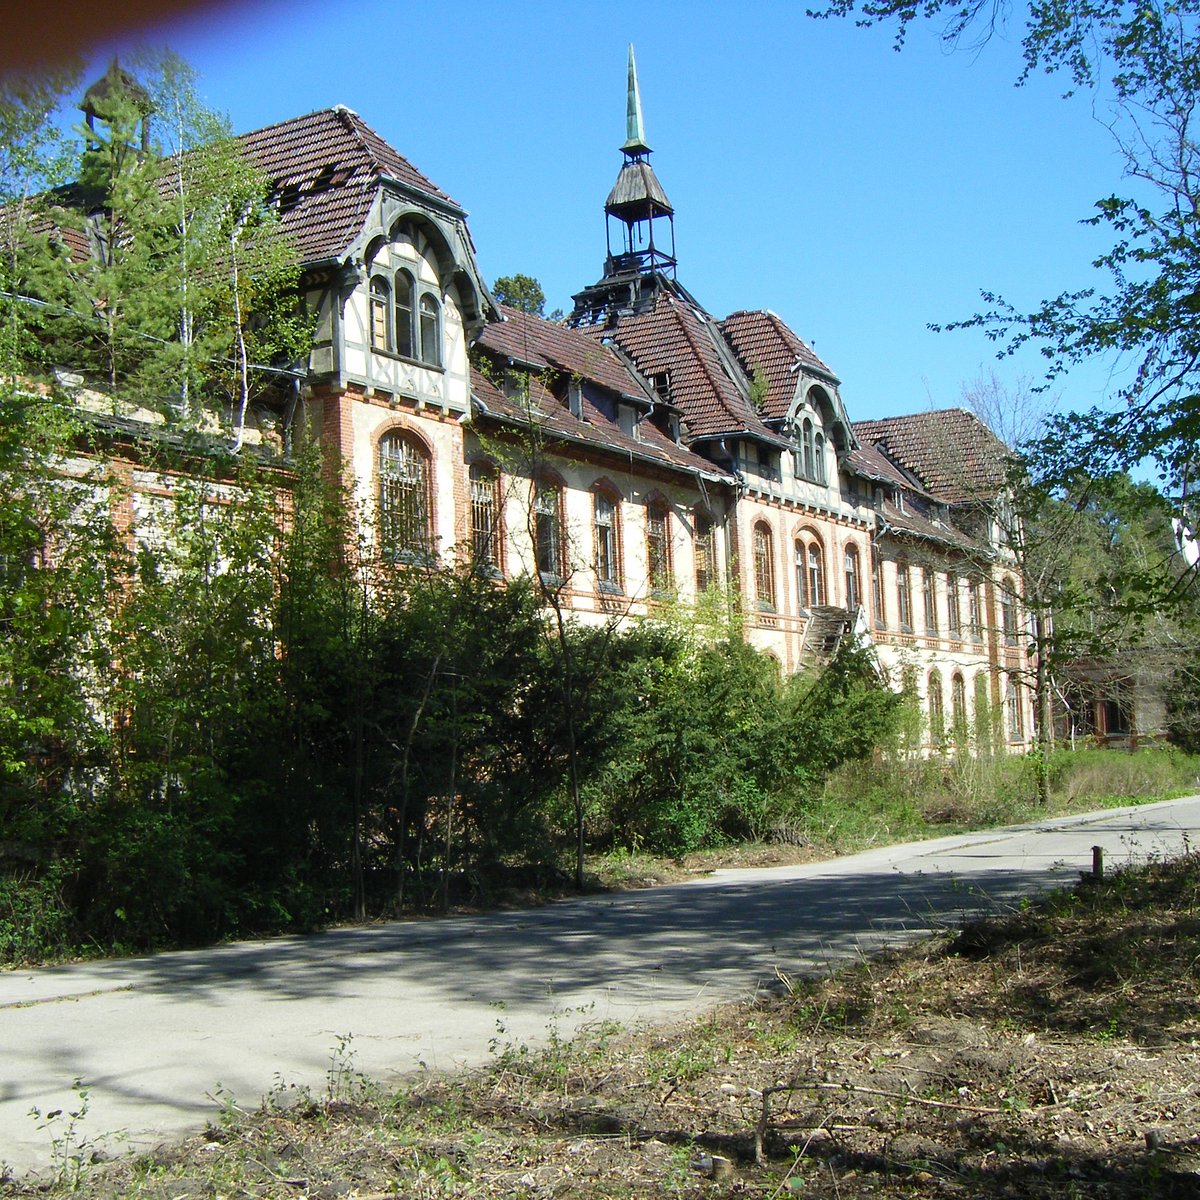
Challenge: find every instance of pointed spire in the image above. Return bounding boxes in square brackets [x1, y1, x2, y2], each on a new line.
[621, 44, 651, 156]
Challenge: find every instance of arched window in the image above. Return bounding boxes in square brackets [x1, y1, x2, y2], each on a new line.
[1001, 576, 1019, 646]
[394, 269, 415, 359]
[844, 544, 861, 610]
[951, 673, 968, 735]
[593, 489, 622, 591]
[896, 559, 913, 631]
[871, 549, 885, 627]
[807, 541, 825, 606]
[800, 418, 815, 481]
[753, 521, 775, 610]
[694, 512, 716, 594]
[968, 575, 984, 642]
[378, 431, 431, 559]
[369, 276, 390, 351]
[946, 571, 962, 637]
[928, 670, 944, 745]
[814, 431, 827, 484]
[534, 477, 564, 580]
[469, 461, 500, 573]
[646, 501, 671, 593]
[923, 567, 938, 634]
[1006, 674, 1024, 739]
[974, 673, 992, 742]
[419, 293, 441, 367]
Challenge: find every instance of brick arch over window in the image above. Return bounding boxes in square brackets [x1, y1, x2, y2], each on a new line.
[377, 426, 433, 560]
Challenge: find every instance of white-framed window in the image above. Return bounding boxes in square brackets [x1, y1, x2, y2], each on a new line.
[646, 501, 671, 593]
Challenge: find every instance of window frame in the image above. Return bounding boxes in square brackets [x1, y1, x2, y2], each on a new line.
[377, 429, 432, 562]
[694, 511, 716, 595]
[534, 476, 565, 582]
[646, 500, 672, 595]
[896, 558, 913, 632]
[922, 566, 938, 634]
[753, 520, 776, 611]
[468, 460, 501, 575]
[592, 487, 623, 593]
[844, 544, 861, 610]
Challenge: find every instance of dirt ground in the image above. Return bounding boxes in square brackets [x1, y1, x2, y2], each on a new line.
[8, 853, 1200, 1199]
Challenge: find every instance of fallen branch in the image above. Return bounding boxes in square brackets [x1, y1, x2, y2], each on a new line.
[756, 1080, 1004, 1164]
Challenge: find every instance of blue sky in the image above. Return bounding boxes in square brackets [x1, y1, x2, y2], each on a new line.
[92, 0, 1135, 425]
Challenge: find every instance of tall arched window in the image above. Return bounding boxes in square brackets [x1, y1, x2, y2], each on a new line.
[923, 567, 938, 634]
[394, 269, 415, 359]
[800, 419, 816, 481]
[1006, 674, 1024, 739]
[646, 501, 671, 593]
[469, 461, 500, 573]
[534, 477, 564, 580]
[419, 293, 441, 366]
[807, 542, 825, 606]
[871, 549, 885, 627]
[695, 512, 716, 594]
[378, 431, 431, 559]
[951, 673, 968, 735]
[369, 276, 390, 350]
[593, 488, 622, 591]
[814, 431, 827, 484]
[946, 571, 962, 637]
[896, 559, 913, 631]
[968, 575, 984, 642]
[844, 544, 861, 610]
[753, 521, 775, 610]
[928, 670, 944, 745]
[1001, 576, 1018, 646]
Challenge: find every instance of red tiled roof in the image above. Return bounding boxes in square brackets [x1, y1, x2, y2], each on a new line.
[236, 107, 458, 267]
[720, 309, 836, 421]
[478, 306, 648, 401]
[594, 288, 779, 443]
[852, 408, 1010, 504]
[470, 366, 732, 482]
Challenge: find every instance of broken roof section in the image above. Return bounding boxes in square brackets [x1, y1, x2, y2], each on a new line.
[591, 285, 783, 446]
[472, 306, 733, 484]
[237, 106, 461, 268]
[478, 305, 651, 404]
[852, 408, 1012, 504]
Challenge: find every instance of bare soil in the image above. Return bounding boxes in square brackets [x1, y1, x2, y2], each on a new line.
[8, 854, 1200, 1199]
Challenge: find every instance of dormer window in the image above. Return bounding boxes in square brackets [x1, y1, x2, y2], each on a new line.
[367, 264, 443, 368]
[650, 370, 671, 403]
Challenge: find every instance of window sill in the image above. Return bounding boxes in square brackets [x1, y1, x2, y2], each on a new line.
[597, 581, 624, 596]
[371, 347, 445, 373]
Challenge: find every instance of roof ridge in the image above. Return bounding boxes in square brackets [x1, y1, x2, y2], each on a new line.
[237, 106, 348, 141]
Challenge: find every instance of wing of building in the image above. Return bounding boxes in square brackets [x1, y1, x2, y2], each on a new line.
[44, 57, 1035, 756]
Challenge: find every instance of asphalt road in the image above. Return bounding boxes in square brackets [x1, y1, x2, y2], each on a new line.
[3, 794, 1199, 1177]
